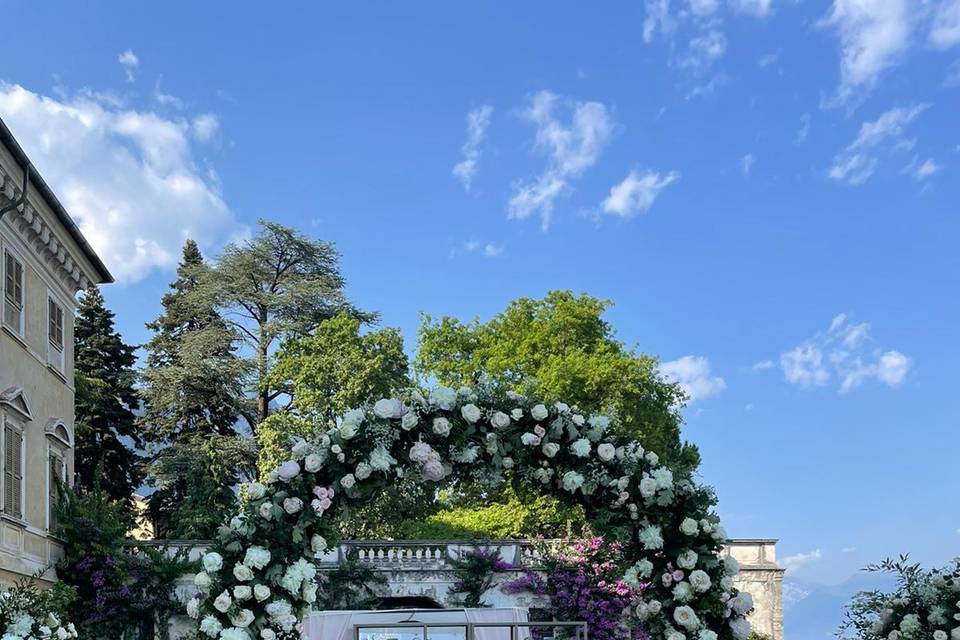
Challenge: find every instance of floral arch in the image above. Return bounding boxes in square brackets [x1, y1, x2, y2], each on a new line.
[187, 386, 753, 640]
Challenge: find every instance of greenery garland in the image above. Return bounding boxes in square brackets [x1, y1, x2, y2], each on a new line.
[187, 385, 752, 640]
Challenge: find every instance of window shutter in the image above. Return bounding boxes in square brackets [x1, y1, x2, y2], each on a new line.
[4, 427, 22, 518]
[3, 252, 12, 300]
[13, 261, 22, 306]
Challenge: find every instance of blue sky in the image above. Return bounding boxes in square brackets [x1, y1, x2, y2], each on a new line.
[2, 1, 959, 634]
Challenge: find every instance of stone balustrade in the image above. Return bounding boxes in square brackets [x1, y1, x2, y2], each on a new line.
[147, 538, 783, 640]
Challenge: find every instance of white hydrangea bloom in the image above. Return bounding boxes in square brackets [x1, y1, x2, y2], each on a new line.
[562, 470, 584, 492]
[680, 517, 699, 536]
[461, 403, 482, 423]
[639, 525, 664, 550]
[199, 616, 222, 638]
[570, 438, 592, 457]
[244, 546, 272, 570]
[429, 386, 457, 410]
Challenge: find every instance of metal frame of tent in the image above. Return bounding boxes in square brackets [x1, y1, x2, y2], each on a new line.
[352, 620, 589, 640]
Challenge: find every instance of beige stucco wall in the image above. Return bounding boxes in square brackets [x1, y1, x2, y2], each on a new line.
[0, 138, 103, 587]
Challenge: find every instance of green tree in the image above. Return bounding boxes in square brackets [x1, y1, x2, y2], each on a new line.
[146, 434, 258, 539]
[416, 290, 698, 473]
[74, 286, 142, 504]
[196, 221, 373, 433]
[141, 239, 249, 441]
[257, 312, 409, 472]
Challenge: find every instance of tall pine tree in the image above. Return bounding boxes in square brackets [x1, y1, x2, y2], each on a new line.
[141, 239, 248, 442]
[140, 240, 252, 537]
[74, 286, 142, 504]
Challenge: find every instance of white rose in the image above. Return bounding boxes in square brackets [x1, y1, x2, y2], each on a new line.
[640, 477, 658, 498]
[259, 501, 274, 520]
[234, 585, 252, 600]
[401, 412, 419, 430]
[373, 398, 400, 418]
[501, 456, 515, 469]
[596, 443, 615, 461]
[433, 417, 451, 436]
[572, 414, 585, 426]
[460, 403, 482, 423]
[233, 563, 254, 581]
[673, 605, 700, 630]
[283, 497, 303, 514]
[262, 630, 277, 640]
[213, 589, 233, 612]
[680, 517, 699, 536]
[531, 404, 549, 420]
[277, 460, 301, 481]
[491, 411, 511, 428]
[341, 474, 357, 489]
[339, 420, 358, 440]
[355, 461, 372, 480]
[511, 408, 524, 420]
[541, 442, 560, 458]
[521, 433, 540, 446]
[254, 584, 271, 602]
[689, 569, 712, 592]
[186, 597, 200, 619]
[304, 453, 323, 473]
[57, 628, 70, 640]
[291, 438, 312, 458]
[231, 608, 255, 628]
[244, 546, 271, 570]
[202, 552, 223, 573]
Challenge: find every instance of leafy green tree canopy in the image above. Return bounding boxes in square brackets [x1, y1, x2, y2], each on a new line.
[257, 312, 409, 473]
[195, 220, 373, 431]
[416, 290, 698, 473]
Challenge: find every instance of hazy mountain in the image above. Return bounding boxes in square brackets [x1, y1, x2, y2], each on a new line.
[784, 572, 895, 640]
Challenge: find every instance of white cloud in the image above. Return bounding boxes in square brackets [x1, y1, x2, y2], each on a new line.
[682, 30, 728, 71]
[601, 169, 679, 218]
[829, 104, 929, 185]
[945, 58, 960, 87]
[659, 355, 727, 402]
[452, 105, 493, 191]
[643, 0, 675, 42]
[779, 314, 910, 392]
[118, 49, 139, 83]
[841, 546, 858, 553]
[930, 0, 960, 48]
[451, 239, 503, 259]
[796, 113, 811, 145]
[741, 153, 756, 176]
[751, 359, 775, 371]
[820, 0, 913, 106]
[0, 83, 239, 283]
[730, 0, 773, 18]
[903, 156, 941, 181]
[782, 549, 823, 575]
[689, 0, 721, 17]
[191, 113, 219, 141]
[508, 91, 613, 229]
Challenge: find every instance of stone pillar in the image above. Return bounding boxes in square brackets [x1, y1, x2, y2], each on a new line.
[724, 539, 784, 640]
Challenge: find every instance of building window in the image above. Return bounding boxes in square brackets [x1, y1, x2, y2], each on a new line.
[48, 449, 65, 533]
[3, 423, 23, 519]
[48, 296, 64, 373]
[3, 250, 24, 336]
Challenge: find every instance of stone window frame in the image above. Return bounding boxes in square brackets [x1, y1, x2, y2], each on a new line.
[1, 410, 26, 522]
[46, 289, 66, 377]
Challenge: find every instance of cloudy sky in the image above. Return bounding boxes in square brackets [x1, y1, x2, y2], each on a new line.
[2, 1, 959, 634]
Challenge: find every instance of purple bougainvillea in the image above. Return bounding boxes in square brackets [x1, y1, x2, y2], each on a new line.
[504, 537, 648, 640]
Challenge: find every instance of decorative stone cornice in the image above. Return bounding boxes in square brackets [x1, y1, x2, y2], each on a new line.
[0, 165, 91, 293]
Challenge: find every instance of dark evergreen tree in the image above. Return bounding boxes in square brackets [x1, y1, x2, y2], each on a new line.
[140, 239, 248, 442]
[74, 286, 142, 504]
[140, 240, 251, 537]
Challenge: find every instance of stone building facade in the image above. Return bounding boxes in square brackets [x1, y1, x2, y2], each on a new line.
[0, 116, 112, 586]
